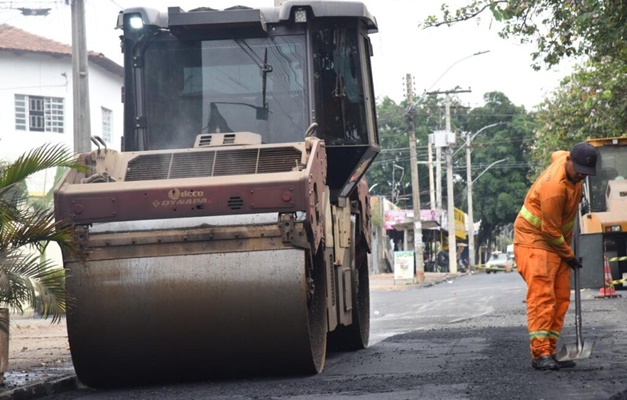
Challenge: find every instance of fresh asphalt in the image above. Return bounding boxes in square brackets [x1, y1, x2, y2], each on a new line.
[4, 271, 627, 399]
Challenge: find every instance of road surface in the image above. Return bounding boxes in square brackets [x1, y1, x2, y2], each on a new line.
[39, 272, 627, 399]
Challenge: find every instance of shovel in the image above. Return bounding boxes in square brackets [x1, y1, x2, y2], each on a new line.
[556, 264, 594, 361]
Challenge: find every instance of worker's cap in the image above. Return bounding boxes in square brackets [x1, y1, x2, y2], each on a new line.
[570, 142, 598, 176]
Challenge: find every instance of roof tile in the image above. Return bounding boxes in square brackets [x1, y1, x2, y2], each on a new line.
[0, 24, 123, 77]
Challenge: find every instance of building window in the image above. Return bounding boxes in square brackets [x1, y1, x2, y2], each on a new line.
[15, 94, 64, 133]
[101, 107, 113, 143]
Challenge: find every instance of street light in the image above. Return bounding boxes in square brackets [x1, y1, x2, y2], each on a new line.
[472, 158, 506, 184]
[427, 50, 491, 92]
[426, 50, 490, 211]
[466, 119, 506, 268]
[454, 122, 505, 158]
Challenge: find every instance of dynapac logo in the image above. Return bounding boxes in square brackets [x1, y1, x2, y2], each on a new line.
[152, 188, 209, 208]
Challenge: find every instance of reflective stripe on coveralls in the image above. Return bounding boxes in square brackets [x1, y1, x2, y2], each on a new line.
[529, 331, 549, 340]
[529, 330, 560, 341]
[519, 205, 575, 246]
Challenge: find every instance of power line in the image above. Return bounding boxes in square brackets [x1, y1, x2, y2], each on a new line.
[371, 156, 538, 171]
[108, 0, 125, 9]
[378, 137, 526, 154]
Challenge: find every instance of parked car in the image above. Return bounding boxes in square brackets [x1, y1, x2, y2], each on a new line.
[485, 252, 515, 273]
[507, 253, 517, 271]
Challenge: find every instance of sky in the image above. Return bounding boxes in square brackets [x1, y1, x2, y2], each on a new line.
[2, 0, 575, 110]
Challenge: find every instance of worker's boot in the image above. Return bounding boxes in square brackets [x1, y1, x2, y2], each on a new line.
[552, 355, 576, 368]
[532, 355, 560, 370]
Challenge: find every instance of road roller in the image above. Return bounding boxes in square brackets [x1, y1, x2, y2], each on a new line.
[54, 1, 380, 388]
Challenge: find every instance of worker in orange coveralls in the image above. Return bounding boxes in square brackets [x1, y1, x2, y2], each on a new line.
[513, 142, 597, 371]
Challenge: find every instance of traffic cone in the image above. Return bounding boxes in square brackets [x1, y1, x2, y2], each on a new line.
[597, 256, 618, 297]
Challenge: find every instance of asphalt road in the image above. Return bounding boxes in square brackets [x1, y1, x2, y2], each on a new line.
[39, 272, 627, 400]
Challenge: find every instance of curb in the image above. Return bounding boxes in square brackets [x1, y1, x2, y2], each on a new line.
[370, 273, 464, 292]
[0, 375, 76, 400]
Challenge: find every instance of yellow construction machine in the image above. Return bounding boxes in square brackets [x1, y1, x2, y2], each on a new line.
[54, 1, 380, 387]
[576, 137, 627, 289]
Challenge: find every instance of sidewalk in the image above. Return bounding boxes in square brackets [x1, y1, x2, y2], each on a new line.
[0, 313, 75, 399]
[0, 272, 461, 399]
[369, 271, 464, 291]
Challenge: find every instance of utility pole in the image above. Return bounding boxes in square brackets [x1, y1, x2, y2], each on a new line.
[435, 140, 442, 210]
[405, 74, 425, 283]
[465, 122, 504, 269]
[465, 131, 475, 270]
[427, 135, 436, 209]
[71, 0, 91, 153]
[427, 88, 471, 273]
[444, 94, 457, 274]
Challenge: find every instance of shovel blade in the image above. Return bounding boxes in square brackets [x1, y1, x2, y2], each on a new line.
[556, 341, 594, 362]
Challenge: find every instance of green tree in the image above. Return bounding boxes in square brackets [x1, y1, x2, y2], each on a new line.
[422, 0, 625, 255]
[367, 97, 410, 204]
[368, 94, 469, 209]
[457, 92, 535, 260]
[531, 57, 627, 175]
[369, 91, 535, 262]
[423, 0, 626, 69]
[0, 143, 86, 324]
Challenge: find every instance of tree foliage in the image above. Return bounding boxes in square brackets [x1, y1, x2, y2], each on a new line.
[0, 143, 87, 323]
[424, 0, 627, 69]
[367, 94, 468, 209]
[459, 92, 535, 256]
[422, 0, 626, 211]
[367, 97, 410, 205]
[369, 92, 535, 259]
[531, 56, 627, 176]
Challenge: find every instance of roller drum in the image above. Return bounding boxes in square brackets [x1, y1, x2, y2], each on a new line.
[65, 249, 326, 387]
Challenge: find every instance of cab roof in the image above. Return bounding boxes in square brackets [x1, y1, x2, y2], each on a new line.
[117, 1, 378, 33]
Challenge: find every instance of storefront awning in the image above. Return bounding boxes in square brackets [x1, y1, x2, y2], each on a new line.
[392, 220, 441, 231]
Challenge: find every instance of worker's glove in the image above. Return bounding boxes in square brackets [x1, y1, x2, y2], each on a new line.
[565, 257, 583, 270]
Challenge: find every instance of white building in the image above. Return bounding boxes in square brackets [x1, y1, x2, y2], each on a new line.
[0, 24, 123, 196]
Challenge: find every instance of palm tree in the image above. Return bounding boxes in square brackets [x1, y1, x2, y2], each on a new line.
[0, 143, 87, 325]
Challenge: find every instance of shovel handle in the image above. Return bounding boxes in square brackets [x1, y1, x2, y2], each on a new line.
[574, 262, 584, 351]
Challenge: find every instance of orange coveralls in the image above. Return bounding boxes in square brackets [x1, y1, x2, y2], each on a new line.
[513, 151, 582, 359]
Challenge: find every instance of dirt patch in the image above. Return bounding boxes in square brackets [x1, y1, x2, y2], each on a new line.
[1, 313, 73, 392]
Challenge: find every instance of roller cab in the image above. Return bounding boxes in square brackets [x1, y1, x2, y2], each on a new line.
[54, 1, 379, 387]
